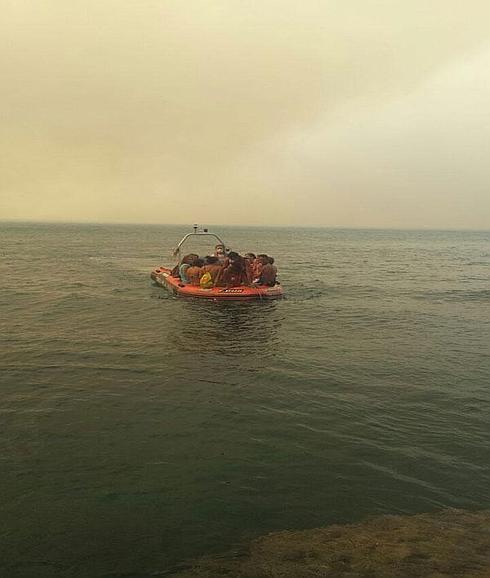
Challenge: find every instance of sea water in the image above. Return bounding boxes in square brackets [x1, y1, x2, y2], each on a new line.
[1, 223, 489, 577]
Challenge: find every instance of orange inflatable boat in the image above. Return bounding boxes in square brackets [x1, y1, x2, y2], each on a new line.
[151, 267, 284, 300]
[150, 227, 284, 301]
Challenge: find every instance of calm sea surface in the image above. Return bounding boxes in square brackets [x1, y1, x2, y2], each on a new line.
[1, 223, 489, 577]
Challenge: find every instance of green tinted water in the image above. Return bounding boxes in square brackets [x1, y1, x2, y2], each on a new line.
[1, 223, 489, 577]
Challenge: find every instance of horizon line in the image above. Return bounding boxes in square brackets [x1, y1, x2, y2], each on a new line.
[1, 218, 489, 233]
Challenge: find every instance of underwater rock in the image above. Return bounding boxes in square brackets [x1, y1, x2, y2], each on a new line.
[170, 509, 490, 577]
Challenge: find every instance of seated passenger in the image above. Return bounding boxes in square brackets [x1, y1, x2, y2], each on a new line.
[269, 256, 278, 279]
[178, 254, 198, 283]
[254, 254, 277, 286]
[186, 258, 204, 286]
[221, 251, 248, 287]
[201, 256, 223, 287]
[214, 244, 228, 264]
[244, 253, 256, 283]
[252, 253, 266, 283]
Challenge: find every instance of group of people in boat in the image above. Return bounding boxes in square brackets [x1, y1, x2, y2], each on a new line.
[172, 245, 278, 289]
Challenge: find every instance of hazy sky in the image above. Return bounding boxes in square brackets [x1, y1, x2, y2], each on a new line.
[1, 1, 489, 228]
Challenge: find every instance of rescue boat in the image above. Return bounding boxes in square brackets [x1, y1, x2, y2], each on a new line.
[150, 227, 284, 301]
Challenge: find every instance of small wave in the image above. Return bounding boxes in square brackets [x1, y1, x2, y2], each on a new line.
[67, 281, 90, 288]
[290, 287, 326, 301]
[414, 288, 490, 302]
[111, 287, 132, 294]
[291, 285, 385, 302]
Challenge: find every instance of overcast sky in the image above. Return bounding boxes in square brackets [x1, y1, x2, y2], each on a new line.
[1, 1, 489, 228]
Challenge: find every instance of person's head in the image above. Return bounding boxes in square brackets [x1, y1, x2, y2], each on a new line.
[257, 254, 269, 265]
[245, 253, 256, 261]
[268, 256, 274, 264]
[227, 251, 240, 262]
[204, 255, 219, 265]
[215, 244, 225, 256]
[181, 254, 195, 265]
[194, 258, 204, 267]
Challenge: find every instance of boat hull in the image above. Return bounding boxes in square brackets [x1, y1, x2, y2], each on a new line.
[151, 268, 284, 301]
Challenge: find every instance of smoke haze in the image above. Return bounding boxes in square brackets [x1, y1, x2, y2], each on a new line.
[1, 1, 489, 228]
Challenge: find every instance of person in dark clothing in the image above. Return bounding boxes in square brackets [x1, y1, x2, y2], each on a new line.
[221, 251, 249, 286]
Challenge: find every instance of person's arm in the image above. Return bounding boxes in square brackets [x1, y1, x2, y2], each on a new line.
[179, 263, 190, 284]
[214, 266, 224, 287]
[244, 262, 252, 285]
